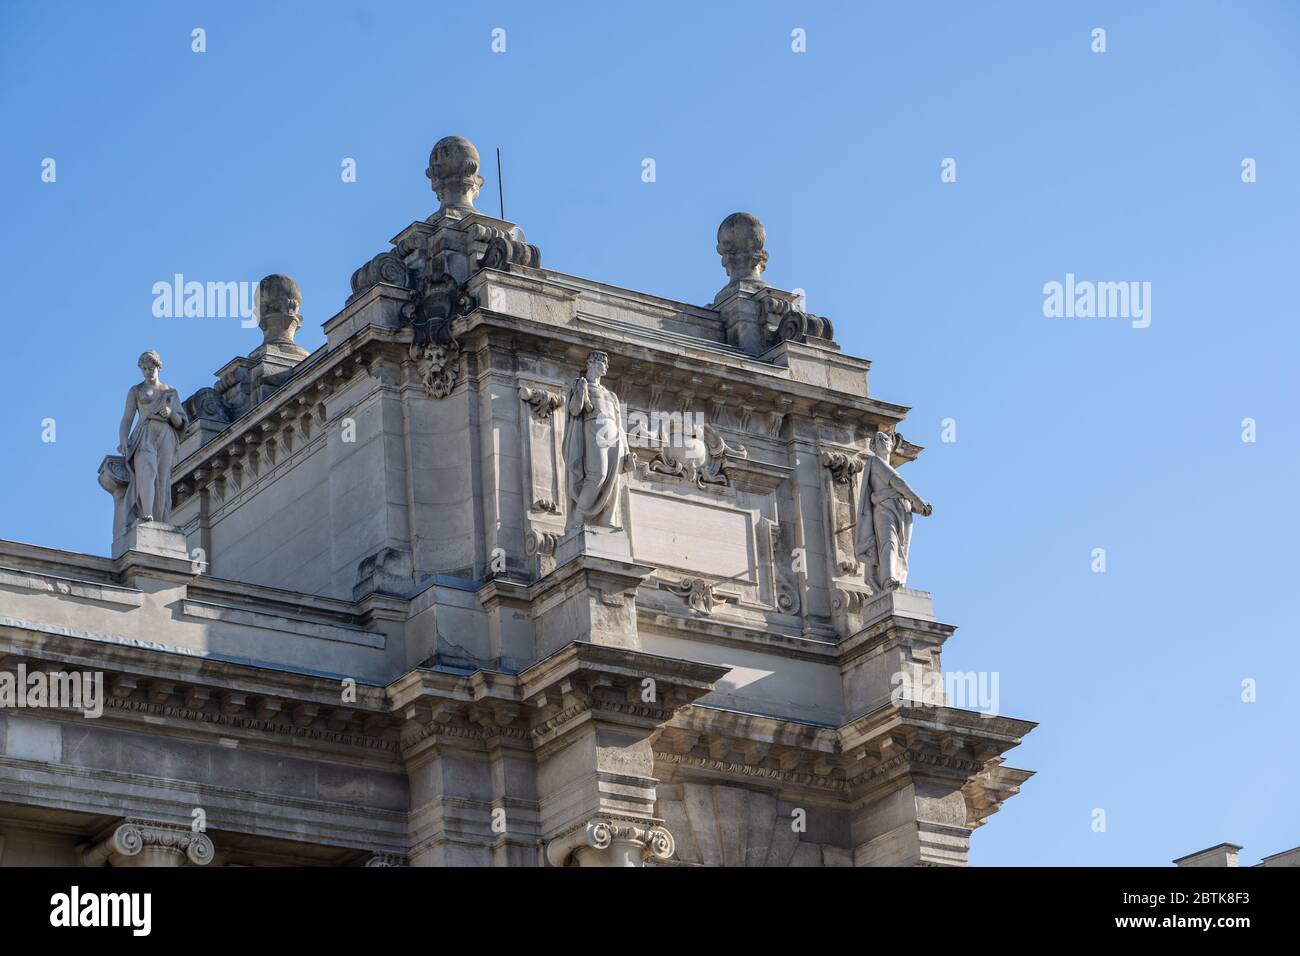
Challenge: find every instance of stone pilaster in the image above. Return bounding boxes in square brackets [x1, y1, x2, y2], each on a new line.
[522, 643, 727, 867]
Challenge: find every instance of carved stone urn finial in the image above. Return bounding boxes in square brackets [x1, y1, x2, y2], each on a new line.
[255, 273, 305, 351]
[716, 212, 768, 284]
[426, 135, 484, 212]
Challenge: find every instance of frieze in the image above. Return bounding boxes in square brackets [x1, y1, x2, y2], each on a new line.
[106, 693, 397, 752]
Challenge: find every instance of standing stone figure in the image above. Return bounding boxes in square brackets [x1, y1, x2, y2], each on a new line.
[563, 351, 630, 531]
[117, 351, 188, 525]
[854, 431, 933, 592]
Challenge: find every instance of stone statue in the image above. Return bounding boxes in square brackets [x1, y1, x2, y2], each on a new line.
[117, 351, 188, 525]
[854, 431, 932, 592]
[563, 351, 631, 531]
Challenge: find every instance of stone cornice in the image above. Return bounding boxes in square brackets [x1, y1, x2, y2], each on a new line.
[457, 307, 907, 427]
[519, 643, 729, 757]
[654, 700, 1036, 802]
[0, 641, 398, 755]
[963, 761, 1035, 830]
[519, 642, 729, 707]
[837, 615, 957, 669]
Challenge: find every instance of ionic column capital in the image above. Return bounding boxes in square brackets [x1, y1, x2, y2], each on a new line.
[82, 818, 215, 868]
[546, 817, 675, 867]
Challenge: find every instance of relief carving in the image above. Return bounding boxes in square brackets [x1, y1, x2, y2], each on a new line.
[660, 577, 724, 615]
[821, 449, 864, 577]
[633, 421, 747, 490]
[404, 272, 473, 399]
[768, 517, 802, 615]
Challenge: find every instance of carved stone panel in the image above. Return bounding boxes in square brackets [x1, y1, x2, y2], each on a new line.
[519, 382, 565, 578]
[518, 384, 564, 516]
[819, 449, 863, 578]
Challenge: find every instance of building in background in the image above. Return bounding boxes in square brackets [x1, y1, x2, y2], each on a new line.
[1174, 843, 1300, 868]
[0, 137, 1034, 867]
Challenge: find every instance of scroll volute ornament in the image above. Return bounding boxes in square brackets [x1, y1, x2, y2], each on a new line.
[479, 234, 541, 273]
[762, 294, 835, 345]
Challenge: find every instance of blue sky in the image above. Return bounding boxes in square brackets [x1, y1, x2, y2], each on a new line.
[2, 1, 1297, 866]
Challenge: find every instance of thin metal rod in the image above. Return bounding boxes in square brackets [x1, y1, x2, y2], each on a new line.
[496, 147, 505, 220]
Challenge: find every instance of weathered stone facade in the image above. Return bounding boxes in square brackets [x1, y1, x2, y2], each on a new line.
[0, 136, 1034, 867]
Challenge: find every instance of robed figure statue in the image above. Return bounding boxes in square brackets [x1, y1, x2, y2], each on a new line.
[117, 350, 188, 525]
[563, 351, 630, 531]
[854, 431, 933, 592]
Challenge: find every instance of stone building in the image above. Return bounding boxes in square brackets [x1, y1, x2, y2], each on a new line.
[0, 136, 1034, 867]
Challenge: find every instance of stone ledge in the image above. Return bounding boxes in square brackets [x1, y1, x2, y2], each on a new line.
[0, 566, 142, 608]
[178, 599, 386, 649]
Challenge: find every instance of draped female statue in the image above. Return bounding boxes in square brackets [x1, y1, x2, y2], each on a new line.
[854, 431, 933, 592]
[117, 351, 188, 525]
[563, 351, 630, 531]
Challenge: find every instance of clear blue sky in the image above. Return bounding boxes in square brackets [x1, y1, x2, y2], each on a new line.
[2, 1, 1297, 866]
